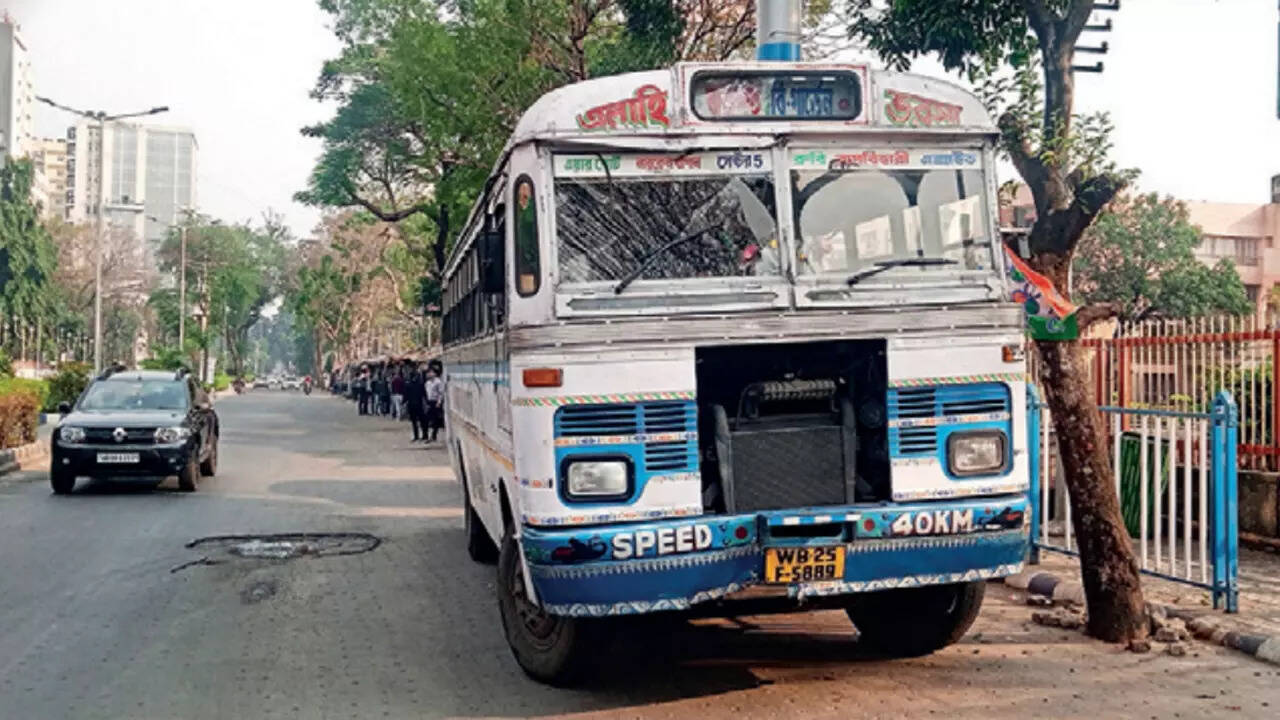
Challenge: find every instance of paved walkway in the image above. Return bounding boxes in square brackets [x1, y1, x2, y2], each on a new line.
[1031, 547, 1280, 639]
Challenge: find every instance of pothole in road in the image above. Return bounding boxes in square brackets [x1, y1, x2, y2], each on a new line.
[171, 532, 381, 572]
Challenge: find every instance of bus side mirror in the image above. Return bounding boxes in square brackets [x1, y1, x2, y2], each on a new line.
[481, 228, 505, 294]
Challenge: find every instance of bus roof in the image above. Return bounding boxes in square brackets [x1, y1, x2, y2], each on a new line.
[508, 62, 996, 149]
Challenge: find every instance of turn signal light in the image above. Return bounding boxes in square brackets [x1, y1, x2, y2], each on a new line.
[1002, 344, 1026, 363]
[522, 368, 563, 387]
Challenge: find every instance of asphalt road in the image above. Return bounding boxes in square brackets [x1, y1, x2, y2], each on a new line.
[1, 392, 1276, 720]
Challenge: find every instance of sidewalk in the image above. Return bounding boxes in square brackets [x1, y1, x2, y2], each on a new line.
[1024, 548, 1280, 639]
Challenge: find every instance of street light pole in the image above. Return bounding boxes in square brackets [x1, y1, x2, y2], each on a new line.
[93, 114, 105, 374]
[35, 97, 169, 374]
[179, 225, 187, 351]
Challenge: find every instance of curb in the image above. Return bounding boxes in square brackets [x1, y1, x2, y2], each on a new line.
[0, 438, 49, 477]
[1004, 569, 1280, 666]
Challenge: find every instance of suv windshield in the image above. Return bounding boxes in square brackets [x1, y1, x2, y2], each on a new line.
[555, 152, 779, 284]
[790, 149, 995, 277]
[79, 380, 189, 411]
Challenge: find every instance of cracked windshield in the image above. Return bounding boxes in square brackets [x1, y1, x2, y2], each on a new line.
[2, 1, 1277, 718]
[555, 152, 779, 284]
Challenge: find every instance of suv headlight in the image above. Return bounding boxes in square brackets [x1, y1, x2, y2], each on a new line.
[154, 426, 191, 444]
[565, 459, 630, 498]
[947, 431, 1008, 476]
[59, 426, 86, 443]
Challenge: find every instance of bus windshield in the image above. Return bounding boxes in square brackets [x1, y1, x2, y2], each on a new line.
[555, 154, 779, 284]
[791, 151, 995, 278]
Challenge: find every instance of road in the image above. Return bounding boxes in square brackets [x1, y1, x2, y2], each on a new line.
[0, 392, 1276, 719]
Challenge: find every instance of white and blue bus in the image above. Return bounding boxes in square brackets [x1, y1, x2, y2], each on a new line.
[442, 58, 1030, 683]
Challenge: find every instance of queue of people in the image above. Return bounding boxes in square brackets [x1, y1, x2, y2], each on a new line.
[343, 359, 446, 443]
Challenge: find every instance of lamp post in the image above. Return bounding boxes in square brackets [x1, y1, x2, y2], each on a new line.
[191, 302, 207, 384]
[146, 214, 189, 351]
[36, 96, 169, 374]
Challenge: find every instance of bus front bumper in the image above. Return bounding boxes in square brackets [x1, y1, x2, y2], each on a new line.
[520, 496, 1030, 617]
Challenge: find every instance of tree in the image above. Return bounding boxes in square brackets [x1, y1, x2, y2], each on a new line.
[0, 160, 57, 325]
[151, 216, 286, 375]
[300, 0, 759, 302]
[851, 0, 1149, 642]
[1074, 193, 1252, 322]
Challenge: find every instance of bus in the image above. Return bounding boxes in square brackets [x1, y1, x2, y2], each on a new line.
[441, 60, 1030, 684]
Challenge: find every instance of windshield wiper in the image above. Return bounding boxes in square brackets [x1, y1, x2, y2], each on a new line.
[613, 224, 719, 295]
[846, 256, 957, 286]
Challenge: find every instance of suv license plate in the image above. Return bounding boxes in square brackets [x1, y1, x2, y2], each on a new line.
[97, 452, 140, 464]
[764, 546, 845, 584]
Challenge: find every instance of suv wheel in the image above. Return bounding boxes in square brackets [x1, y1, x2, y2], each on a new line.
[178, 455, 200, 492]
[50, 469, 76, 495]
[200, 435, 218, 476]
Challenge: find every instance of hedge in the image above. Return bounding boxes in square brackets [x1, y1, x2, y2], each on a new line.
[45, 363, 90, 412]
[0, 384, 40, 450]
[0, 377, 49, 414]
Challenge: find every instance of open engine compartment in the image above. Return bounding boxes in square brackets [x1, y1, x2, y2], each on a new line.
[694, 339, 889, 513]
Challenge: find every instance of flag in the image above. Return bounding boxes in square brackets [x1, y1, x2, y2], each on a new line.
[1003, 244, 1078, 341]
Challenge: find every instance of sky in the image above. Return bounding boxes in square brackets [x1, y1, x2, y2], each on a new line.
[6, 0, 1280, 243]
[8, 0, 340, 238]
[833, 0, 1280, 206]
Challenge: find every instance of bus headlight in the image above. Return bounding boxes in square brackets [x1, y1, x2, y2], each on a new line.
[947, 431, 1007, 476]
[565, 460, 630, 498]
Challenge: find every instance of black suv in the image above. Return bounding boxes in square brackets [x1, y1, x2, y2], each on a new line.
[50, 368, 220, 494]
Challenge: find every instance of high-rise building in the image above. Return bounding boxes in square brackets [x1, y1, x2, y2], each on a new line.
[30, 137, 68, 219]
[0, 12, 35, 162]
[66, 122, 198, 251]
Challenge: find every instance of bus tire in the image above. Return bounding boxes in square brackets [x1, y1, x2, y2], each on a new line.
[844, 581, 985, 657]
[464, 481, 498, 563]
[497, 530, 601, 686]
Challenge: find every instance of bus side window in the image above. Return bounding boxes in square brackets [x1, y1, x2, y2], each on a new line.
[513, 175, 540, 296]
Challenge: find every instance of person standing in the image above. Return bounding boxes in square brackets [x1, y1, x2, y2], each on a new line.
[357, 367, 371, 415]
[424, 364, 445, 442]
[377, 370, 392, 416]
[390, 366, 406, 420]
[405, 370, 427, 442]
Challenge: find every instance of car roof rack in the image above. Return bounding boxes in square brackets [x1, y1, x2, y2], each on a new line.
[97, 363, 128, 380]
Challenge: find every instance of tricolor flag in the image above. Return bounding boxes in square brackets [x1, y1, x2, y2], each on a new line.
[1003, 244, 1078, 341]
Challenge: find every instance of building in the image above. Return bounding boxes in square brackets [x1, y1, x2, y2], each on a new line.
[66, 122, 198, 253]
[1000, 179, 1280, 318]
[1185, 196, 1279, 315]
[29, 137, 68, 219]
[0, 13, 34, 163]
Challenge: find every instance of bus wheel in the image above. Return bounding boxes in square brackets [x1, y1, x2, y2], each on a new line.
[844, 581, 985, 657]
[497, 530, 601, 685]
[464, 480, 498, 563]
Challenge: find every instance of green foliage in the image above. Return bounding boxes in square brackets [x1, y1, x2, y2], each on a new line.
[0, 376, 49, 414]
[0, 159, 58, 321]
[140, 346, 188, 371]
[0, 348, 12, 378]
[1073, 193, 1252, 321]
[151, 216, 287, 375]
[848, 0, 1033, 77]
[45, 362, 90, 411]
[212, 372, 231, 392]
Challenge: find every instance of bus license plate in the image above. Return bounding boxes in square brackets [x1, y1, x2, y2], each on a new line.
[765, 546, 845, 584]
[97, 453, 139, 464]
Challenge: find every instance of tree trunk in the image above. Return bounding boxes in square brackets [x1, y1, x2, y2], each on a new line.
[1032, 258, 1148, 643]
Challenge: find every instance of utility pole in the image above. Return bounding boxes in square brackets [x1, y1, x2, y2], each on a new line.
[36, 97, 169, 374]
[147, 213, 191, 351]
